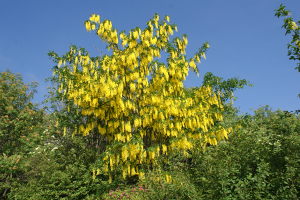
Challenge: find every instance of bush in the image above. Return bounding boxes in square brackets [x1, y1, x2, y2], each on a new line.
[101, 170, 200, 200]
[8, 134, 117, 200]
[189, 107, 300, 200]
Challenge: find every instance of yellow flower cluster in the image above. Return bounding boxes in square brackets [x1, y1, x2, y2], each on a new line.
[53, 13, 231, 181]
[290, 21, 299, 30]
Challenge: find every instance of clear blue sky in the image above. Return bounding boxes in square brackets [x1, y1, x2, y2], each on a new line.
[0, 0, 299, 113]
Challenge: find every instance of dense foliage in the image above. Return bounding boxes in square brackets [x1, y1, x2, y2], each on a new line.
[190, 107, 300, 200]
[9, 135, 116, 200]
[0, 71, 43, 155]
[0, 71, 44, 199]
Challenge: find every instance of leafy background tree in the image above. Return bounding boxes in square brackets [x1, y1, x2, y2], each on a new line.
[276, 4, 300, 72]
[0, 71, 45, 199]
[0, 71, 43, 155]
[275, 4, 300, 98]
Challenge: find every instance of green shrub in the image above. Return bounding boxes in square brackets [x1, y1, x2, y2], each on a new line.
[190, 107, 300, 200]
[101, 170, 201, 200]
[8, 135, 117, 200]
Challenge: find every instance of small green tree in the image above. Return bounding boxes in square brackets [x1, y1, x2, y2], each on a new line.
[0, 71, 44, 155]
[0, 71, 44, 199]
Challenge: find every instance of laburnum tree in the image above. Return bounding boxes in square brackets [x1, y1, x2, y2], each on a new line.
[49, 14, 232, 182]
